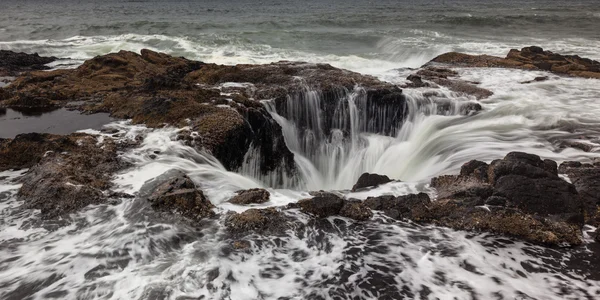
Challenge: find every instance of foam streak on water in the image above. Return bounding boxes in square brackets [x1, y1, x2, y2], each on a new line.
[1, 63, 600, 298]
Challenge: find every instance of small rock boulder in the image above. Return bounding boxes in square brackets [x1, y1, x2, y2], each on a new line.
[225, 207, 289, 235]
[352, 173, 392, 192]
[559, 161, 600, 226]
[147, 170, 215, 220]
[229, 188, 270, 205]
[339, 200, 373, 221]
[298, 192, 345, 218]
[364, 193, 431, 220]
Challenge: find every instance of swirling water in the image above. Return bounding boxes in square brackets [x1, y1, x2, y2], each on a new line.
[1, 0, 600, 299]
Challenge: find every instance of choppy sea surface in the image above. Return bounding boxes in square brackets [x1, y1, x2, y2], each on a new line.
[1, 1, 600, 299]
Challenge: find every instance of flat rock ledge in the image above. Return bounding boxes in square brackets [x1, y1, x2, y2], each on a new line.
[2, 132, 131, 219]
[429, 46, 600, 79]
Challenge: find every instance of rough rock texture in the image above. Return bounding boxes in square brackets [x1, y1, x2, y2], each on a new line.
[0, 50, 419, 179]
[558, 161, 600, 227]
[146, 170, 215, 220]
[430, 46, 600, 79]
[225, 207, 291, 235]
[402, 66, 493, 100]
[362, 152, 586, 246]
[0, 132, 85, 171]
[296, 192, 373, 221]
[0, 50, 57, 76]
[229, 188, 271, 205]
[297, 192, 345, 218]
[351, 173, 392, 192]
[16, 133, 126, 219]
[364, 193, 431, 220]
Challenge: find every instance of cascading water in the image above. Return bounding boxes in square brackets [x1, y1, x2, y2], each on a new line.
[258, 80, 473, 190]
[2, 66, 600, 300]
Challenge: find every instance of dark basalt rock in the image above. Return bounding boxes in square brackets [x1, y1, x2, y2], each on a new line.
[230, 188, 271, 205]
[558, 161, 600, 226]
[0, 50, 57, 76]
[351, 172, 392, 192]
[416, 151, 586, 245]
[0, 132, 78, 171]
[364, 193, 431, 220]
[16, 133, 126, 219]
[429, 46, 600, 79]
[339, 200, 373, 221]
[403, 66, 493, 100]
[225, 207, 290, 235]
[1, 50, 418, 180]
[146, 170, 215, 220]
[295, 192, 373, 221]
[298, 192, 345, 218]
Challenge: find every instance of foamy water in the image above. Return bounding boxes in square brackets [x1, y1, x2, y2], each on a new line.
[2, 0, 600, 297]
[2, 63, 600, 298]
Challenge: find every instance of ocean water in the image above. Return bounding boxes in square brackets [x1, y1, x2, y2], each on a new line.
[1, 1, 600, 299]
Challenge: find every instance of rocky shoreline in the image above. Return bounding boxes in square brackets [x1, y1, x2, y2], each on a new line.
[0, 47, 599, 247]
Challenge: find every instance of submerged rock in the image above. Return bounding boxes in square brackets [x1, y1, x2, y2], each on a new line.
[16, 133, 126, 219]
[429, 46, 600, 79]
[229, 188, 271, 205]
[351, 172, 392, 192]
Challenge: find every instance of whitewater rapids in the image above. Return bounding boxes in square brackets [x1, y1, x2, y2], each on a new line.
[1, 63, 600, 299]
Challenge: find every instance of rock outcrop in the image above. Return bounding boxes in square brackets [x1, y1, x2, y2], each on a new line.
[558, 161, 600, 227]
[403, 67, 494, 100]
[429, 46, 600, 79]
[295, 192, 373, 221]
[145, 170, 215, 220]
[365, 152, 586, 246]
[229, 188, 271, 205]
[351, 172, 392, 192]
[225, 207, 291, 235]
[0, 50, 419, 180]
[0, 50, 57, 76]
[16, 133, 127, 218]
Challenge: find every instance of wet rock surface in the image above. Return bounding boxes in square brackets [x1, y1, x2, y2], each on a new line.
[16, 133, 127, 219]
[225, 207, 292, 236]
[430, 46, 600, 79]
[0, 50, 57, 76]
[229, 188, 271, 205]
[407, 66, 494, 100]
[0, 50, 414, 178]
[351, 172, 392, 192]
[295, 192, 373, 221]
[145, 170, 215, 221]
[427, 152, 584, 245]
[558, 161, 600, 227]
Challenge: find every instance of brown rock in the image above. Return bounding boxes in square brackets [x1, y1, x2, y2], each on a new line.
[229, 188, 271, 205]
[225, 207, 290, 235]
[146, 170, 215, 220]
[339, 201, 373, 221]
[16, 133, 127, 218]
[428, 46, 600, 79]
